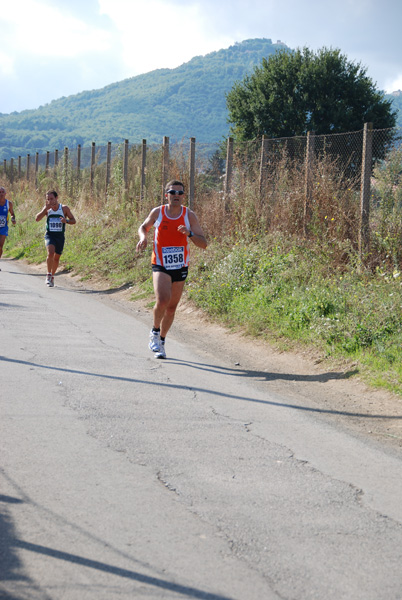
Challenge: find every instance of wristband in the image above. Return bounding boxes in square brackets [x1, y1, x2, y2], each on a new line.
[188, 231, 194, 238]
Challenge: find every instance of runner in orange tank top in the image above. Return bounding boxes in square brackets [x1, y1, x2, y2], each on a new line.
[136, 179, 207, 359]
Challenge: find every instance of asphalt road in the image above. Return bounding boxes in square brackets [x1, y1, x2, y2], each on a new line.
[1, 258, 402, 600]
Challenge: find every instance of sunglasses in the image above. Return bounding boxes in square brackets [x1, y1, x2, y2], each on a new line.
[166, 189, 184, 195]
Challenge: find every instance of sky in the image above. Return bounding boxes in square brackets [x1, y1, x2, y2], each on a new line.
[1, 0, 401, 114]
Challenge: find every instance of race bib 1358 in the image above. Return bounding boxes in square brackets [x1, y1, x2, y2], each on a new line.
[162, 246, 185, 269]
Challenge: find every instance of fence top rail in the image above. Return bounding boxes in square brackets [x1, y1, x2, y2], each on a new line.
[1, 126, 402, 175]
[2, 126, 401, 161]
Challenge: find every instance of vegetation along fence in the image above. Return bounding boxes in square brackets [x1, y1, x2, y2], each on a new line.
[1, 124, 402, 264]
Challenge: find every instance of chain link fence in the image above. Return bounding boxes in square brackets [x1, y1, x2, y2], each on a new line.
[2, 125, 402, 266]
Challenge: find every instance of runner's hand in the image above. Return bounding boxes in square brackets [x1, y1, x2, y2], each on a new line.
[178, 225, 190, 236]
[136, 239, 147, 252]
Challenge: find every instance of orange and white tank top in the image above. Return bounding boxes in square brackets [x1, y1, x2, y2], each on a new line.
[152, 205, 191, 269]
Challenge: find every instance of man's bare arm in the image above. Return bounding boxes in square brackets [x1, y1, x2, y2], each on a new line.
[136, 208, 159, 252]
[62, 205, 76, 225]
[9, 200, 16, 224]
[177, 211, 207, 249]
[35, 206, 48, 222]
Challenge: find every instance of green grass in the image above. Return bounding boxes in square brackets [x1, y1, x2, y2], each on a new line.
[4, 146, 402, 398]
[5, 202, 402, 396]
[187, 236, 402, 395]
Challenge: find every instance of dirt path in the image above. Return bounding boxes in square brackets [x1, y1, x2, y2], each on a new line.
[18, 260, 402, 452]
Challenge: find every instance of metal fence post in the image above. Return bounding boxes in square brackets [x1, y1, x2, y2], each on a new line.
[359, 122, 373, 261]
[63, 147, 69, 191]
[123, 139, 129, 189]
[189, 137, 196, 210]
[35, 152, 39, 186]
[141, 139, 147, 202]
[224, 137, 234, 203]
[259, 135, 269, 198]
[77, 144, 81, 178]
[91, 142, 96, 191]
[106, 141, 111, 191]
[162, 136, 169, 201]
[304, 131, 315, 236]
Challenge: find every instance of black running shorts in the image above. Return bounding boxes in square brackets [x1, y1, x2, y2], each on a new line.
[45, 234, 65, 256]
[152, 264, 188, 282]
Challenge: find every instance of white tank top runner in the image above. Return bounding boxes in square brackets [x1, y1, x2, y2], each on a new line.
[47, 203, 65, 233]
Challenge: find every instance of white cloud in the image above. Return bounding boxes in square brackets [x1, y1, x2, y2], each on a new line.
[0, 51, 15, 77]
[385, 75, 402, 94]
[98, 0, 234, 74]
[0, 0, 111, 59]
[1, 0, 402, 113]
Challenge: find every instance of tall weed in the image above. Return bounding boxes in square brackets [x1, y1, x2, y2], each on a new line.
[3, 141, 402, 393]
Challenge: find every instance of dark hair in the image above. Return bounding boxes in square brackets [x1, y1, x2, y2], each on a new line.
[165, 180, 184, 192]
[46, 190, 58, 198]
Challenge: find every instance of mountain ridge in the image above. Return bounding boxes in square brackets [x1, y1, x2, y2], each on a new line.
[0, 38, 288, 159]
[0, 38, 400, 161]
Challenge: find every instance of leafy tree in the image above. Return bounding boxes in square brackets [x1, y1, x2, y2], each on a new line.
[226, 47, 397, 141]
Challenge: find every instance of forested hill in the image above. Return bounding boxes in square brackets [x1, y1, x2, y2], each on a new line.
[0, 38, 288, 159]
[388, 91, 402, 128]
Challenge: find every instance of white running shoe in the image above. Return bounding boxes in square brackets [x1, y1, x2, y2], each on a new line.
[48, 276, 55, 288]
[155, 341, 166, 359]
[149, 330, 161, 352]
[46, 274, 52, 285]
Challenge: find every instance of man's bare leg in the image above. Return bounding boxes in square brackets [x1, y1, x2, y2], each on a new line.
[46, 244, 56, 275]
[160, 280, 186, 338]
[152, 270, 172, 329]
[152, 271, 186, 345]
[45, 245, 61, 286]
[0, 235, 6, 267]
[51, 253, 61, 276]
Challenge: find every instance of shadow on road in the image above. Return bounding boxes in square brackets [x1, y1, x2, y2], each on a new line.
[0, 494, 38, 600]
[0, 474, 234, 600]
[0, 354, 399, 421]
[6, 266, 133, 294]
[14, 540, 235, 599]
[170, 357, 359, 384]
